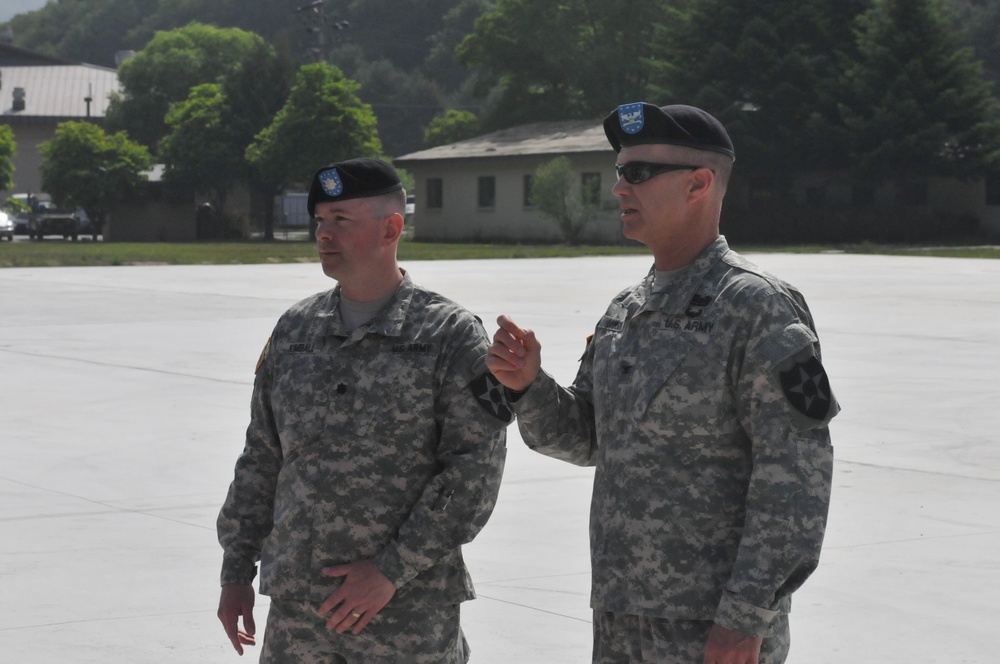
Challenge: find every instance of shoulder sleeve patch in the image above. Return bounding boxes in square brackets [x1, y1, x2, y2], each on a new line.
[469, 371, 514, 424]
[779, 355, 833, 421]
[255, 337, 271, 375]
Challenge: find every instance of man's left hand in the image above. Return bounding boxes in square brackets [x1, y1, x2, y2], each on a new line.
[319, 559, 397, 634]
[703, 623, 763, 664]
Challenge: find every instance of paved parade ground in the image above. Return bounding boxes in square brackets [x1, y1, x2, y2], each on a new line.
[1, 251, 997, 663]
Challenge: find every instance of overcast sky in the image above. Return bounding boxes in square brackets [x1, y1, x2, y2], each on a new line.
[1, 0, 49, 24]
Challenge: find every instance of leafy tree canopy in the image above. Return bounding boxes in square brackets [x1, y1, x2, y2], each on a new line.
[0, 125, 16, 193]
[458, 0, 665, 130]
[245, 63, 383, 192]
[425, 110, 481, 148]
[105, 22, 266, 150]
[39, 121, 152, 230]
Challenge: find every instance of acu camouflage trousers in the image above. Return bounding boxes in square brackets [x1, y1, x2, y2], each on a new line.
[260, 599, 469, 664]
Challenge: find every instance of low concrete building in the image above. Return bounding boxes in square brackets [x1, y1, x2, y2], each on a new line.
[397, 118, 1000, 242]
[395, 120, 624, 244]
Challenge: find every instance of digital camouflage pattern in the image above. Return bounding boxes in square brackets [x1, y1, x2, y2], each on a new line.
[218, 272, 509, 614]
[593, 611, 790, 663]
[511, 237, 837, 639]
[260, 600, 468, 664]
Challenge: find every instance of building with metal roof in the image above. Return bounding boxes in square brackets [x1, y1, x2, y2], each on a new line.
[1, 42, 121, 198]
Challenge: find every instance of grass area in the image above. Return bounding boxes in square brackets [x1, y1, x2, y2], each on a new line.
[1, 237, 998, 268]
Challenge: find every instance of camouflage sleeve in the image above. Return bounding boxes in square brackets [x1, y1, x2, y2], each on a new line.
[510, 337, 599, 467]
[373, 319, 509, 588]
[216, 337, 283, 586]
[716, 298, 838, 637]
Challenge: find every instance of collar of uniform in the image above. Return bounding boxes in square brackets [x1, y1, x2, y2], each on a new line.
[637, 236, 729, 316]
[324, 270, 413, 338]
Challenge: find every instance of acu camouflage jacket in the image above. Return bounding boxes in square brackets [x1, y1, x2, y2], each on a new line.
[512, 237, 838, 638]
[218, 272, 509, 608]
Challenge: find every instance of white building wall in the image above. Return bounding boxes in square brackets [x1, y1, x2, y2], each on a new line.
[408, 154, 626, 243]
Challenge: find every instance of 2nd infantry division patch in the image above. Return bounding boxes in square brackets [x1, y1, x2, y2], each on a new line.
[470, 372, 514, 424]
[779, 356, 832, 421]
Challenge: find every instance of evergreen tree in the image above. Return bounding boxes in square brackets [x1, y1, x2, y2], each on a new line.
[457, 0, 667, 130]
[650, 0, 870, 179]
[840, 0, 1000, 181]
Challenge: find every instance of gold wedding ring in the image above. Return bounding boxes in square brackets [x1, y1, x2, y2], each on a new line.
[351, 611, 361, 618]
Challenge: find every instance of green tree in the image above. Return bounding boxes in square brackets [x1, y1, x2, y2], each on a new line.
[156, 38, 296, 239]
[39, 121, 152, 238]
[350, 59, 445, 156]
[458, 0, 666, 130]
[0, 125, 15, 194]
[158, 83, 242, 223]
[105, 23, 265, 150]
[942, 0, 1000, 96]
[840, 0, 1000, 182]
[530, 156, 596, 244]
[220, 39, 296, 240]
[245, 63, 383, 208]
[650, 0, 869, 179]
[424, 110, 481, 148]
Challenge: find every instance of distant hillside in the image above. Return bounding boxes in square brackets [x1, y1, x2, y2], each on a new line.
[3, 0, 490, 156]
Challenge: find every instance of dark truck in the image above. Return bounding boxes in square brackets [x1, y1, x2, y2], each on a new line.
[25, 198, 81, 241]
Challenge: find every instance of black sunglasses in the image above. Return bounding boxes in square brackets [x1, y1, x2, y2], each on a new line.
[615, 162, 702, 184]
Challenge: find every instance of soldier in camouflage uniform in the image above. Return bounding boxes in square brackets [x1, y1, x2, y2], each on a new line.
[487, 104, 837, 664]
[217, 158, 510, 663]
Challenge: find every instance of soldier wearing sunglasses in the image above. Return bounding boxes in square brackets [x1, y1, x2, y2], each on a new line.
[487, 103, 837, 664]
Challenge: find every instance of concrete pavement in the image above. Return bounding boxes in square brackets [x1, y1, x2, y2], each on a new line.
[1, 251, 997, 662]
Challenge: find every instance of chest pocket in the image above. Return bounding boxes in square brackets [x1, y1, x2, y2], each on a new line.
[342, 348, 437, 439]
[592, 307, 702, 425]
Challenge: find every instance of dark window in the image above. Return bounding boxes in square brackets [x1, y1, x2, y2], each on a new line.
[478, 176, 496, 208]
[896, 181, 928, 205]
[804, 185, 825, 206]
[986, 171, 1000, 206]
[581, 172, 601, 206]
[852, 184, 876, 208]
[523, 174, 534, 207]
[749, 175, 778, 202]
[427, 178, 443, 209]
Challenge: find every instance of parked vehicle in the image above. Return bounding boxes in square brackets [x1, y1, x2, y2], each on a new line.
[0, 210, 13, 241]
[26, 200, 80, 240]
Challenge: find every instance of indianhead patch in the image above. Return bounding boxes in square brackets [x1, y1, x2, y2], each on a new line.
[779, 356, 832, 421]
[318, 168, 344, 197]
[470, 371, 513, 423]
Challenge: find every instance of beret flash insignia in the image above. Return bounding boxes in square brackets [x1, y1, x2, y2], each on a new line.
[618, 102, 645, 134]
[319, 168, 344, 197]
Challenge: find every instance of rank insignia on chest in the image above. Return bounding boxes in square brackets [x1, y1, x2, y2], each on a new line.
[780, 356, 832, 420]
[470, 372, 514, 423]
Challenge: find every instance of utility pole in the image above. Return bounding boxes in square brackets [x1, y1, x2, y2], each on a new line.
[295, 0, 349, 63]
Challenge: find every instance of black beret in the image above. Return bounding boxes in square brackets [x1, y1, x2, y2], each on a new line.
[603, 102, 735, 159]
[307, 157, 403, 216]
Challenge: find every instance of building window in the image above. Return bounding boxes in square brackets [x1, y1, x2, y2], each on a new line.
[581, 172, 601, 206]
[427, 178, 443, 209]
[986, 170, 1000, 206]
[478, 176, 496, 208]
[523, 174, 534, 207]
